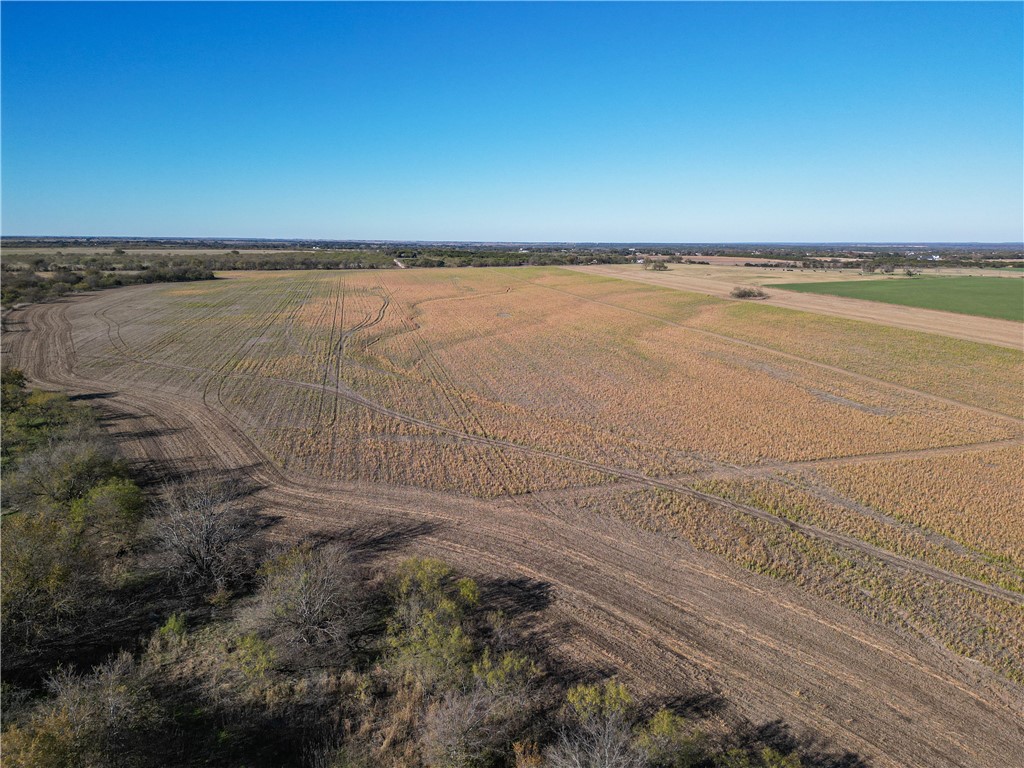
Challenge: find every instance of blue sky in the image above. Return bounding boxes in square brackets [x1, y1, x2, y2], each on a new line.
[2, 2, 1021, 242]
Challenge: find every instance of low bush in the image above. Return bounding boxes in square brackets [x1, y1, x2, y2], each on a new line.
[729, 286, 768, 299]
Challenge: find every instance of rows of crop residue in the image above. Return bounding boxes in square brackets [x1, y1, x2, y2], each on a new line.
[67, 269, 1021, 495]
[686, 300, 1023, 416]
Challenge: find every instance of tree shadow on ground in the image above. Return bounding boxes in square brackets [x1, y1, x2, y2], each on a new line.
[729, 719, 870, 768]
[68, 391, 117, 401]
[655, 690, 730, 720]
[477, 575, 554, 619]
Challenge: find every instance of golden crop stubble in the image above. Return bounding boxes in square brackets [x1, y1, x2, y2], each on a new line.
[816, 446, 1024, 567]
[688, 301, 1024, 418]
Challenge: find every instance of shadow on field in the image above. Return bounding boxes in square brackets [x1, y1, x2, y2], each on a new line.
[477, 574, 554, 618]
[656, 690, 729, 719]
[732, 719, 870, 768]
[69, 390, 118, 401]
[139, 460, 270, 492]
[293, 518, 447, 563]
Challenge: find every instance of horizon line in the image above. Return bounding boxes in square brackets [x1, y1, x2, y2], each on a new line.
[2, 235, 1022, 248]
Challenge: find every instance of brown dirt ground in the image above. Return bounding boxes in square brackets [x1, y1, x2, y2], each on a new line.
[4, 291, 1024, 768]
[571, 265, 1024, 349]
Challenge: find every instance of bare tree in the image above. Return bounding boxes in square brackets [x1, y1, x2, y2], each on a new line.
[420, 686, 510, 768]
[151, 477, 257, 592]
[252, 543, 364, 654]
[546, 713, 646, 768]
[547, 681, 645, 768]
[420, 653, 539, 768]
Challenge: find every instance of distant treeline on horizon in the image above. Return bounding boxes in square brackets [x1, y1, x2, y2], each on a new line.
[2, 236, 1023, 252]
[2, 238, 1021, 309]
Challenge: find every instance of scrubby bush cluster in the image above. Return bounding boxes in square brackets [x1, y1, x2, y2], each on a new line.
[729, 286, 768, 299]
[0, 265, 215, 307]
[1, 369, 146, 672]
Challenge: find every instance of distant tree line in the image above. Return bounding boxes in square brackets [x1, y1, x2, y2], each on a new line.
[0, 265, 214, 308]
[0, 248, 636, 285]
[2, 250, 393, 275]
[4, 240, 1018, 310]
[399, 250, 637, 268]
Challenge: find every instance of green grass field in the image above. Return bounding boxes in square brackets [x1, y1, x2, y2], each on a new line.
[774, 276, 1023, 322]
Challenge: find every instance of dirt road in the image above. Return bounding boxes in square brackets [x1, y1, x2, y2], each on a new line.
[5, 292, 1024, 768]
[570, 265, 1024, 349]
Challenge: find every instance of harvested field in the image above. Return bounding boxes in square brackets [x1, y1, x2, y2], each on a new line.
[5, 267, 1023, 767]
[814, 446, 1024, 565]
[572, 263, 1024, 349]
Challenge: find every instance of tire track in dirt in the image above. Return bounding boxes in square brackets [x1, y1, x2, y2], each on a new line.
[79, 392, 1024, 767]
[667, 437, 1024, 483]
[86, 380, 1015, 768]
[196, 361, 1024, 605]
[52, 366, 1019, 715]
[9, 292, 1024, 768]
[210, 276, 318, 433]
[256, 374, 1024, 604]
[380, 277, 521, 495]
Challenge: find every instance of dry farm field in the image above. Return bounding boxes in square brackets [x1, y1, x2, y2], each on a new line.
[574, 263, 1024, 348]
[5, 266, 1023, 767]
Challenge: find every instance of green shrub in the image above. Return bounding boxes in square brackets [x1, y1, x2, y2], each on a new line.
[233, 634, 276, 680]
[760, 748, 802, 768]
[1, 368, 27, 413]
[70, 477, 145, 541]
[636, 708, 704, 768]
[472, 648, 539, 695]
[0, 509, 96, 645]
[565, 678, 632, 722]
[158, 612, 188, 642]
[386, 558, 480, 687]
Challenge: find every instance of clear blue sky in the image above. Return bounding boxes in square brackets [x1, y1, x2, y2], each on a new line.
[2, 1, 1021, 242]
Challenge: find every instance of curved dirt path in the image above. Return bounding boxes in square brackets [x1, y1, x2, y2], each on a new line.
[570, 265, 1024, 350]
[6, 293, 1024, 768]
